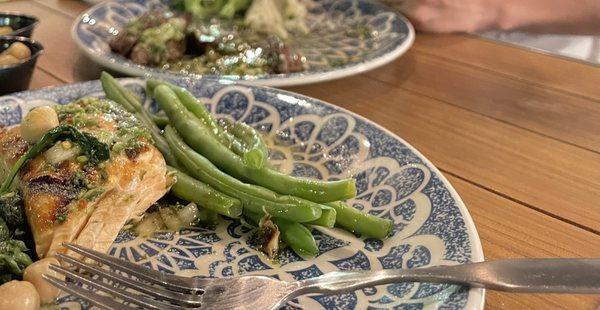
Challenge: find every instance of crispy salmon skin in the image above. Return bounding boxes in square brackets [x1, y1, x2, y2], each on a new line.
[0, 98, 169, 258]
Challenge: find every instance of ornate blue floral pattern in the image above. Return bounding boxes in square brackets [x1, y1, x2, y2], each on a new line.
[70, 0, 414, 86]
[0, 78, 483, 309]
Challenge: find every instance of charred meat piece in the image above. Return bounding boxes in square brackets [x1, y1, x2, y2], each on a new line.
[165, 39, 187, 62]
[109, 32, 138, 56]
[130, 44, 151, 66]
[129, 17, 187, 66]
[268, 39, 306, 73]
[109, 11, 171, 57]
[275, 45, 306, 73]
[130, 38, 187, 66]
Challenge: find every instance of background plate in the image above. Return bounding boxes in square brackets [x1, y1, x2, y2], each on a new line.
[0, 78, 483, 309]
[71, 0, 414, 87]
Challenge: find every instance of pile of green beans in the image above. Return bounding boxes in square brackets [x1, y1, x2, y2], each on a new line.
[149, 81, 268, 169]
[165, 126, 323, 223]
[152, 84, 356, 203]
[100, 72, 393, 258]
[167, 166, 242, 218]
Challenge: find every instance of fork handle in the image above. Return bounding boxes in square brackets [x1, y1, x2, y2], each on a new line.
[294, 259, 600, 295]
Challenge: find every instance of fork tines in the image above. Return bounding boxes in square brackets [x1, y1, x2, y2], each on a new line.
[43, 243, 206, 310]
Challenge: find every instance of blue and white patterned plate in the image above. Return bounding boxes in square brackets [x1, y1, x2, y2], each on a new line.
[0, 78, 483, 309]
[70, 0, 414, 87]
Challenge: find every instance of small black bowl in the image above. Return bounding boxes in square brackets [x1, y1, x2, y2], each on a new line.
[0, 36, 44, 95]
[0, 12, 39, 37]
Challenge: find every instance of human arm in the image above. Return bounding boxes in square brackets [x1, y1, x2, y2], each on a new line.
[383, 0, 600, 35]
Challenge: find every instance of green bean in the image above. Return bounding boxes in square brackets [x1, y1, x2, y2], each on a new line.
[242, 208, 263, 226]
[149, 80, 268, 169]
[273, 218, 318, 257]
[251, 161, 355, 203]
[307, 205, 336, 228]
[220, 119, 268, 169]
[100, 72, 180, 168]
[150, 80, 270, 170]
[101, 73, 139, 114]
[164, 126, 322, 222]
[155, 79, 267, 169]
[197, 207, 220, 226]
[151, 114, 169, 129]
[326, 201, 393, 239]
[245, 204, 335, 230]
[153, 79, 270, 170]
[147, 80, 246, 156]
[168, 166, 242, 218]
[147, 79, 219, 134]
[101, 73, 154, 128]
[153, 85, 356, 203]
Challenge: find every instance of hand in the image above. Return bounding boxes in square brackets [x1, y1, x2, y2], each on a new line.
[381, 0, 502, 33]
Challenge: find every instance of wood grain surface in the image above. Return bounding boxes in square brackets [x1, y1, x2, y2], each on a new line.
[2, 1, 599, 308]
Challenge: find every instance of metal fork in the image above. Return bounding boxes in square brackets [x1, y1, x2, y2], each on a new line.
[44, 244, 600, 310]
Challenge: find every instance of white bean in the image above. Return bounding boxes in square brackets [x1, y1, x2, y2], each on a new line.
[23, 257, 61, 304]
[0, 54, 19, 67]
[0, 281, 40, 310]
[5, 42, 31, 60]
[20, 106, 59, 143]
[0, 26, 12, 35]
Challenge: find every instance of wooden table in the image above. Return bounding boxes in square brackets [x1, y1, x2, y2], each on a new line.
[3, 0, 600, 308]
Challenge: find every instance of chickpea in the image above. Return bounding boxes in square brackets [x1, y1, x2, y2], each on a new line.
[0, 54, 19, 67]
[5, 42, 31, 60]
[23, 257, 61, 304]
[0, 280, 40, 310]
[20, 106, 59, 143]
[0, 26, 12, 35]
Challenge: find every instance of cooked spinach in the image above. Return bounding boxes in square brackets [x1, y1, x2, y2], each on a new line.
[0, 239, 32, 281]
[0, 192, 25, 229]
[0, 218, 9, 242]
[0, 217, 32, 283]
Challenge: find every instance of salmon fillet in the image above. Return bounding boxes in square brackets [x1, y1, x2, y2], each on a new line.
[0, 98, 170, 258]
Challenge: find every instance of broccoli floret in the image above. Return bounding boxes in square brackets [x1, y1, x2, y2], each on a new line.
[183, 0, 228, 19]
